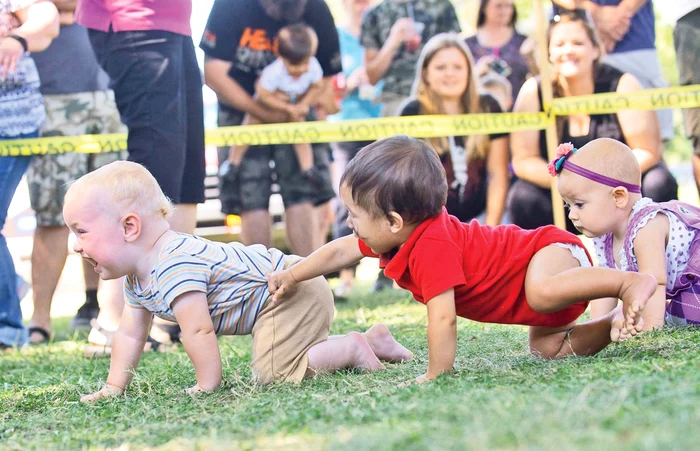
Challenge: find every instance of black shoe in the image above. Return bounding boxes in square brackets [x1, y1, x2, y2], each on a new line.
[302, 166, 324, 188]
[372, 270, 394, 292]
[70, 302, 100, 331]
[150, 322, 181, 344]
[218, 161, 241, 215]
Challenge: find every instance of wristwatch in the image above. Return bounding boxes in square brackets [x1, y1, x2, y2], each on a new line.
[6, 33, 28, 52]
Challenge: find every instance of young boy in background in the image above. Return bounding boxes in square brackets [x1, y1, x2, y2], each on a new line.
[220, 23, 326, 204]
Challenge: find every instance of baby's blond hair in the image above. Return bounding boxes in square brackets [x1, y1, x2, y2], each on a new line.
[568, 138, 642, 187]
[67, 161, 173, 220]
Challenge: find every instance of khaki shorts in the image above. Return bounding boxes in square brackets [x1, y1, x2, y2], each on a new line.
[250, 255, 334, 384]
[27, 91, 126, 227]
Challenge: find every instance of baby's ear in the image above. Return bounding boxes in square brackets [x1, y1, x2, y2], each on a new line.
[121, 212, 142, 242]
[387, 211, 404, 233]
[612, 186, 630, 208]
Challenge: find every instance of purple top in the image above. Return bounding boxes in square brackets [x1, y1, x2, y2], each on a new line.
[465, 31, 528, 102]
[75, 0, 192, 36]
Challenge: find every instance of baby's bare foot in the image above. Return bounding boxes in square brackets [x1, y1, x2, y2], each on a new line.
[619, 273, 656, 329]
[363, 324, 414, 363]
[347, 331, 385, 371]
[610, 305, 645, 342]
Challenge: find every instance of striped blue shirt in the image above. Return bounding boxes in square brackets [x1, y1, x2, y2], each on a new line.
[125, 233, 286, 335]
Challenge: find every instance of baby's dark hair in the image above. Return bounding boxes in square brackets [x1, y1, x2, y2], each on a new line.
[340, 135, 448, 225]
[277, 23, 318, 65]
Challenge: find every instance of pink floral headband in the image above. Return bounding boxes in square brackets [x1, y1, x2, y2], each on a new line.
[547, 143, 641, 193]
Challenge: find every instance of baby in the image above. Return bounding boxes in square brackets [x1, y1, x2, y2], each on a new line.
[551, 137, 700, 336]
[219, 23, 325, 211]
[480, 71, 513, 112]
[268, 135, 657, 384]
[68, 161, 413, 401]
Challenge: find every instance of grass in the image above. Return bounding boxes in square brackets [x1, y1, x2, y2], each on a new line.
[3, 286, 700, 450]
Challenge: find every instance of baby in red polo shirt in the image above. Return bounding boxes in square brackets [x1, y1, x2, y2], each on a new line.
[267, 135, 657, 384]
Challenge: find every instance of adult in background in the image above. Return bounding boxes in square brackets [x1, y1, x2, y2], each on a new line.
[465, 0, 534, 105]
[0, 0, 59, 349]
[75, 0, 206, 348]
[361, 0, 461, 290]
[361, 0, 461, 118]
[507, 10, 677, 233]
[75, 0, 206, 235]
[552, 0, 673, 142]
[201, 0, 341, 257]
[25, 0, 126, 345]
[400, 34, 509, 226]
[327, 0, 383, 298]
[670, 1, 700, 196]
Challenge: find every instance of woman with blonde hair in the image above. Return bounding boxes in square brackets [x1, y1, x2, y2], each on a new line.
[399, 33, 509, 225]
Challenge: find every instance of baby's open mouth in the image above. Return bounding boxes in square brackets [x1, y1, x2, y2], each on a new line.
[84, 257, 97, 267]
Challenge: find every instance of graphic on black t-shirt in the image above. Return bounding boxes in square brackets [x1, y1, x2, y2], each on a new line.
[234, 27, 278, 76]
[200, 0, 342, 111]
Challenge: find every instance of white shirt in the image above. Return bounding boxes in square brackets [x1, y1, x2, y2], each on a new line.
[257, 56, 323, 97]
[665, 0, 700, 24]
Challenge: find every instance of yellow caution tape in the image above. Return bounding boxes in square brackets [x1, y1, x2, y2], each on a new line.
[548, 84, 700, 116]
[206, 112, 550, 147]
[1, 85, 699, 156]
[0, 133, 126, 157]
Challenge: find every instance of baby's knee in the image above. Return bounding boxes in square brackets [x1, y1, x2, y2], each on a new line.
[528, 332, 566, 359]
[529, 342, 559, 360]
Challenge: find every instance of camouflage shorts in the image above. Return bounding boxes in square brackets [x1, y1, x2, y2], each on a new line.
[27, 91, 127, 227]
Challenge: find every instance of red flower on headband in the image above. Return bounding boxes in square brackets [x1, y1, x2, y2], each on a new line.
[547, 142, 576, 176]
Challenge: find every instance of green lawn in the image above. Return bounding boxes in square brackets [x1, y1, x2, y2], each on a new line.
[2, 286, 700, 450]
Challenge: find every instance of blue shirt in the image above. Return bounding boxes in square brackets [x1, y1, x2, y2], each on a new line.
[328, 27, 382, 122]
[554, 1, 655, 53]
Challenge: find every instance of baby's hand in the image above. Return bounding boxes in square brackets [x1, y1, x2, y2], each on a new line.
[399, 373, 431, 387]
[266, 269, 298, 302]
[80, 384, 124, 403]
[183, 384, 213, 395]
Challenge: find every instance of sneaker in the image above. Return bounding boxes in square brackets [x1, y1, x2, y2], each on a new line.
[372, 270, 394, 292]
[218, 161, 241, 215]
[70, 302, 100, 331]
[333, 281, 352, 302]
[301, 166, 324, 187]
[150, 322, 181, 345]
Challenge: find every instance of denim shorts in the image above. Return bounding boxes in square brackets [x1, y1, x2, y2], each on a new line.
[217, 107, 335, 213]
[88, 29, 206, 204]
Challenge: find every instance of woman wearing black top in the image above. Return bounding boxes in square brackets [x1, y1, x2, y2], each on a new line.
[508, 10, 677, 232]
[400, 33, 509, 225]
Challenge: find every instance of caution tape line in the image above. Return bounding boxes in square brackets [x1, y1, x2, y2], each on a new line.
[1, 85, 699, 156]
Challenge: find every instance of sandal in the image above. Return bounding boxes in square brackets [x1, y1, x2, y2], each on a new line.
[28, 326, 51, 345]
[83, 320, 173, 358]
[84, 336, 164, 358]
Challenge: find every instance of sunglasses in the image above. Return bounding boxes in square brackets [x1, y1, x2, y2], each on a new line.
[550, 8, 593, 25]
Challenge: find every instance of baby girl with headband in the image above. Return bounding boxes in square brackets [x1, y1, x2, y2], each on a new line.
[551, 138, 700, 339]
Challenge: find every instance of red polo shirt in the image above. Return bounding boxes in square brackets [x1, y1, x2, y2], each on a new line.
[359, 208, 589, 328]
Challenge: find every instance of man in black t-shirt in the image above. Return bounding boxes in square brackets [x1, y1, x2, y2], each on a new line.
[200, 0, 342, 256]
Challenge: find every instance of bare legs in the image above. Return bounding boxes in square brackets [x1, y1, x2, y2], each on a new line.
[306, 324, 414, 376]
[28, 226, 69, 342]
[525, 245, 656, 327]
